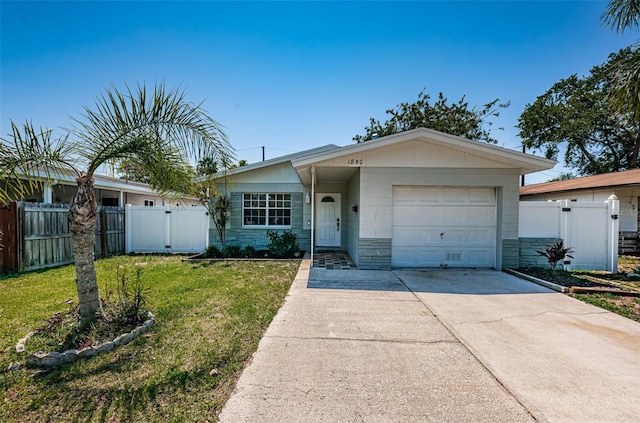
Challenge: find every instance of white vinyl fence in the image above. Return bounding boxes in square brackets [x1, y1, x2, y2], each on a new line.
[519, 197, 619, 272]
[125, 205, 209, 254]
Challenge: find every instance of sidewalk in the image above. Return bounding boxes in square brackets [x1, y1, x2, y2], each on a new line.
[219, 261, 535, 422]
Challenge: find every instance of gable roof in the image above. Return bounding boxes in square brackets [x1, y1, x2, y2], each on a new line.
[292, 127, 555, 176]
[204, 144, 341, 181]
[520, 169, 640, 196]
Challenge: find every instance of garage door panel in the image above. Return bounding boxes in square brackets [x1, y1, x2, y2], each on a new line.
[468, 250, 495, 266]
[467, 229, 493, 244]
[393, 228, 442, 246]
[393, 247, 442, 267]
[392, 187, 496, 268]
[466, 207, 496, 226]
[443, 189, 469, 203]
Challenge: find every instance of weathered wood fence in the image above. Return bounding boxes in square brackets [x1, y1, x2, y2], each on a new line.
[0, 202, 124, 273]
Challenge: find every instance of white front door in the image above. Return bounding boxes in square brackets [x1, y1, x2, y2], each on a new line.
[316, 193, 341, 247]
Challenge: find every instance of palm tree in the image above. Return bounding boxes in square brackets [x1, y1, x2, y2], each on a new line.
[0, 83, 232, 325]
[601, 1, 640, 119]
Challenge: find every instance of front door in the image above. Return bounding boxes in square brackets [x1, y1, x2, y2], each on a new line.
[316, 193, 341, 247]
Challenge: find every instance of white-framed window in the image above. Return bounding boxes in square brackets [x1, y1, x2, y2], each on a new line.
[243, 193, 291, 227]
[144, 199, 155, 207]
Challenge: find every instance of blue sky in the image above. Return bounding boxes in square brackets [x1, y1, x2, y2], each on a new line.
[1, 1, 637, 183]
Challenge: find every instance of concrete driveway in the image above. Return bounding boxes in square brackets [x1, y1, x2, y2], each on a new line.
[219, 262, 640, 423]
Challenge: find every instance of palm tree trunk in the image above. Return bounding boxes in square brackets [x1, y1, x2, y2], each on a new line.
[69, 173, 102, 325]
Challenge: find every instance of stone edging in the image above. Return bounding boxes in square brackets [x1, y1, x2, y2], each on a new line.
[16, 312, 155, 368]
[504, 268, 570, 293]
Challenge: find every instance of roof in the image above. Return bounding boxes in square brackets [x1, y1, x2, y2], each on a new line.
[204, 128, 556, 185]
[24, 168, 162, 195]
[291, 127, 555, 184]
[203, 144, 341, 181]
[520, 169, 640, 196]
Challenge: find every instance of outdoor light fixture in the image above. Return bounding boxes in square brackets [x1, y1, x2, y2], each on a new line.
[352, 205, 358, 213]
[305, 192, 311, 203]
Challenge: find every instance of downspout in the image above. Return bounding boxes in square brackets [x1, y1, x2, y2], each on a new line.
[310, 166, 316, 268]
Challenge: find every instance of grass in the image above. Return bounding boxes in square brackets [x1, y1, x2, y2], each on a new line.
[0, 255, 300, 422]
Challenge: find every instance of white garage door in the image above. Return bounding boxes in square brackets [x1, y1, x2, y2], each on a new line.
[392, 187, 496, 268]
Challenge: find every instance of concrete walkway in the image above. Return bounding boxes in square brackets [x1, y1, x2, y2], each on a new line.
[219, 262, 640, 423]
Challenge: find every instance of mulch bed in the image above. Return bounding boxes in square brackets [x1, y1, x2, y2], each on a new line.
[517, 268, 612, 288]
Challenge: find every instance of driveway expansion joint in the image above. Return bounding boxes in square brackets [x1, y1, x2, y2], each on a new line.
[265, 334, 460, 345]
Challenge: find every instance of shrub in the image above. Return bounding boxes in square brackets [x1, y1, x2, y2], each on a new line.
[223, 245, 242, 258]
[242, 245, 256, 258]
[204, 245, 224, 258]
[102, 264, 149, 327]
[537, 241, 574, 274]
[266, 230, 300, 258]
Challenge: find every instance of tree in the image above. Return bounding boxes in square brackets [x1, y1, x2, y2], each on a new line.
[353, 89, 509, 143]
[118, 157, 152, 183]
[196, 156, 218, 176]
[601, 0, 640, 33]
[601, 1, 640, 120]
[517, 47, 640, 176]
[0, 83, 232, 325]
[547, 172, 576, 182]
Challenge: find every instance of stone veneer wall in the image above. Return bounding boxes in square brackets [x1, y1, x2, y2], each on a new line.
[358, 238, 392, 270]
[518, 237, 562, 268]
[209, 192, 311, 252]
[502, 239, 520, 269]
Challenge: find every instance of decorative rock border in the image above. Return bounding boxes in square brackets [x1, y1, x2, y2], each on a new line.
[16, 312, 155, 368]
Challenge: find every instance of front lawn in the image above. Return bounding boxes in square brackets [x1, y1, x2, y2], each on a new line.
[0, 256, 300, 422]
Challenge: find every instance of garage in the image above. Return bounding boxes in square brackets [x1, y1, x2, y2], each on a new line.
[392, 186, 497, 268]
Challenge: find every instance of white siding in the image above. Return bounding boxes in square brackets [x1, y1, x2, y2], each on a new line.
[315, 139, 514, 169]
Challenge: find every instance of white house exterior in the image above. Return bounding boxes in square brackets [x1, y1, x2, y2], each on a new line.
[210, 128, 555, 269]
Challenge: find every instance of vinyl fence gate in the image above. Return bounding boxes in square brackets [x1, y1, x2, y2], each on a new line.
[125, 205, 209, 254]
[519, 197, 619, 272]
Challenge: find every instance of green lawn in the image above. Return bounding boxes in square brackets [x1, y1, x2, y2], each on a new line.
[0, 256, 300, 422]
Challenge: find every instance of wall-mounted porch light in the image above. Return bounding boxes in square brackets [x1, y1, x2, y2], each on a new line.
[305, 192, 311, 203]
[352, 204, 358, 213]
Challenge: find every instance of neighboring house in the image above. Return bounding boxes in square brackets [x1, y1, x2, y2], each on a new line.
[208, 127, 555, 270]
[520, 169, 640, 254]
[12, 171, 199, 207]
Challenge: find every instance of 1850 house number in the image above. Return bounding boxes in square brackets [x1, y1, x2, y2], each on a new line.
[347, 158, 364, 166]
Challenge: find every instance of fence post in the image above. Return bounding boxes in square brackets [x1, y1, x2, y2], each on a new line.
[17, 203, 25, 272]
[165, 205, 172, 252]
[607, 195, 620, 274]
[125, 204, 132, 254]
[100, 208, 109, 258]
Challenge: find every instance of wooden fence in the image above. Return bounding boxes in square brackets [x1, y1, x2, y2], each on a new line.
[0, 202, 125, 273]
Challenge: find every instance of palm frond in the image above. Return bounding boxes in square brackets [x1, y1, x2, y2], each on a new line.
[0, 121, 78, 204]
[601, 0, 640, 33]
[67, 82, 234, 183]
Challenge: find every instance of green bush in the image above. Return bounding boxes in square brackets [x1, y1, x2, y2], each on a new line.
[266, 230, 300, 258]
[204, 245, 223, 258]
[223, 245, 242, 258]
[242, 245, 256, 258]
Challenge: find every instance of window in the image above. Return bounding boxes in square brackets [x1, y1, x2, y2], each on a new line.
[243, 193, 291, 227]
[144, 199, 155, 207]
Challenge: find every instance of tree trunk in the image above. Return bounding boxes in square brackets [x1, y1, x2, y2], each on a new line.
[69, 173, 101, 325]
